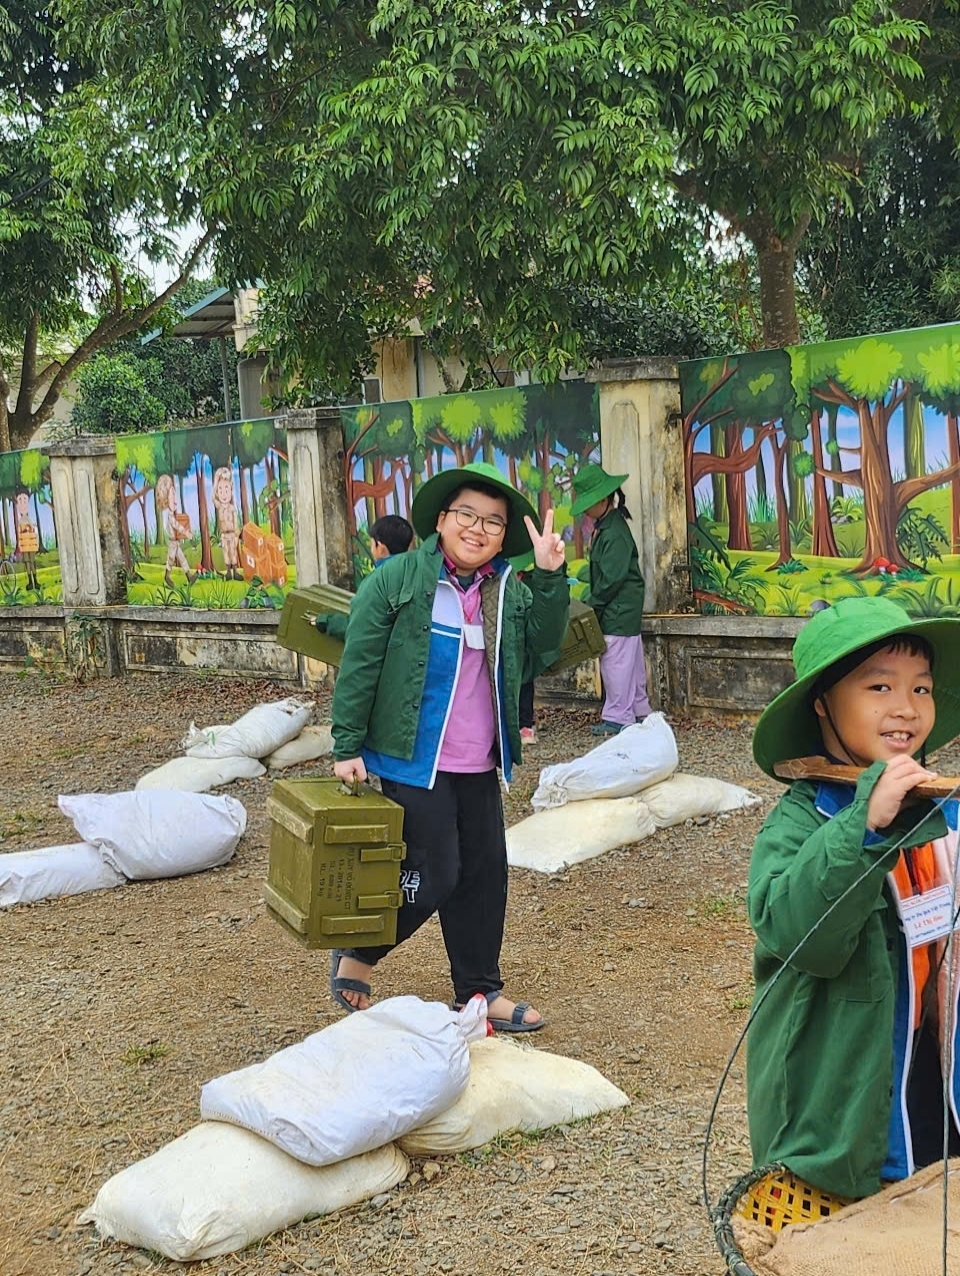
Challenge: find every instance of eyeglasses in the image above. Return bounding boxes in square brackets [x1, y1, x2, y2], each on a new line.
[445, 506, 508, 536]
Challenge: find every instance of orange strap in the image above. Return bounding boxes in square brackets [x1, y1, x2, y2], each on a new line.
[891, 844, 940, 1030]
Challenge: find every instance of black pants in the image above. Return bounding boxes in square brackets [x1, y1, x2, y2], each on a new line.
[519, 680, 535, 730]
[341, 769, 507, 1005]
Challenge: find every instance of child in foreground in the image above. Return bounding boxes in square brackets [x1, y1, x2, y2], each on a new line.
[746, 596, 960, 1227]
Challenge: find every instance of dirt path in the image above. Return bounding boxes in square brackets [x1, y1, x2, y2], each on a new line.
[1, 671, 780, 1276]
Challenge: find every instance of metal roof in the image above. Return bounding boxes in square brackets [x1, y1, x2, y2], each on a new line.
[141, 286, 237, 344]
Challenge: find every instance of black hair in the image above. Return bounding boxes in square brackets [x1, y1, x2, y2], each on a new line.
[813, 633, 935, 702]
[369, 514, 413, 555]
[441, 481, 511, 525]
[615, 489, 632, 521]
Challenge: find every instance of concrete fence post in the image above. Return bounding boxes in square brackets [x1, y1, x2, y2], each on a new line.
[587, 357, 689, 614]
[283, 407, 354, 591]
[44, 438, 126, 607]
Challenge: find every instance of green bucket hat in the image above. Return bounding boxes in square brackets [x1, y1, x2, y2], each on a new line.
[753, 595, 960, 779]
[410, 461, 539, 559]
[571, 463, 629, 519]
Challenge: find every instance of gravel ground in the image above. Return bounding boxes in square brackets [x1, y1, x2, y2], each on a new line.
[1, 670, 789, 1276]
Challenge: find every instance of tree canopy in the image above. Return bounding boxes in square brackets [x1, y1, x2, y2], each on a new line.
[0, 2, 212, 451]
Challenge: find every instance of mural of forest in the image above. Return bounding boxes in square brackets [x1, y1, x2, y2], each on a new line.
[340, 381, 601, 578]
[681, 322, 960, 617]
[116, 419, 294, 608]
[0, 448, 60, 606]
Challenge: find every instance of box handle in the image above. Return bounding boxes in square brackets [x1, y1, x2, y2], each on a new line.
[266, 798, 313, 845]
[358, 892, 403, 910]
[262, 884, 308, 933]
[320, 915, 386, 935]
[359, 844, 406, 863]
[338, 777, 361, 798]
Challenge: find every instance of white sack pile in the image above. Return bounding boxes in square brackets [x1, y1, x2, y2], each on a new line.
[134, 697, 333, 790]
[200, 996, 488, 1165]
[81, 996, 630, 1260]
[531, 713, 678, 810]
[398, 1035, 629, 1155]
[1, 791, 246, 908]
[78, 1125, 409, 1263]
[509, 771, 760, 874]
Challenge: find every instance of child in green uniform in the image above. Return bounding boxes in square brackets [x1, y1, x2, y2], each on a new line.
[745, 596, 960, 1229]
[311, 515, 414, 639]
[571, 464, 649, 735]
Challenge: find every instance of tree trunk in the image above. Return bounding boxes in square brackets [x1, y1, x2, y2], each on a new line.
[538, 435, 551, 523]
[949, 414, 960, 554]
[827, 405, 843, 500]
[154, 487, 166, 546]
[194, 454, 215, 573]
[362, 455, 377, 528]
[32, 492, 45, 554]
[118, 476, 133, 575]
[710, 423, 727, 523]
[0, 397, 10, 454]
[373, 457, 388, 521]
[755, 450, 768, 508]
[248, 467, 257, 521]
[766, 437, 793, 571]
[751, 216, 809, 347]
[265, 452, 282, 536]
[787, 439, 810, 525]
[904, 388, 925, 480]
[140, 493, 151, 557]
[238, 470, 249, 526]
[809, 409, 839, 558]
[855, 401, 910, 572]
[724, 426, 751, 551]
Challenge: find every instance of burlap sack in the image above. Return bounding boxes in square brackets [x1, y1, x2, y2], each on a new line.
[733, 1160, 960, 1276]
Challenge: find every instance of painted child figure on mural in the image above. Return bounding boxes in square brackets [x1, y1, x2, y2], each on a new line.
[212, 466, 241, 581]
[570, 465, 650, 735]
[14, 489, 40, 591]
[155, 474, 197, 588]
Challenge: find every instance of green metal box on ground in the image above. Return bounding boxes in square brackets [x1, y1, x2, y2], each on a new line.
[276, 582, 354, 667]
[543, 599, 607, 675]
[263, 778, 406, 949]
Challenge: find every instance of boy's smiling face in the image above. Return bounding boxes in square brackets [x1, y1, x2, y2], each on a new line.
[814, 643, 935, 766]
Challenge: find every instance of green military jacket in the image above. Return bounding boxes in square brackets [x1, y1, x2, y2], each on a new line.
[583, 507, 645, 636]
[331, 533, 569, 766]
[747, 763, 947, 1199]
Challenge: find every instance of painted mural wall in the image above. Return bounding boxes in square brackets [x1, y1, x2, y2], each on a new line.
[0, 448, 60, 606]
[340, 380, 601, 582]
[116, 419, 294, 608]
[680, 322, 960, 617]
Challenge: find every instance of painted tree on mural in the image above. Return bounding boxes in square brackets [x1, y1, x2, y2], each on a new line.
[233, 420, 277, 530]
[115, 432, 168, 575]
[0, 448, 53, 560]
[792, 333, 960, 573]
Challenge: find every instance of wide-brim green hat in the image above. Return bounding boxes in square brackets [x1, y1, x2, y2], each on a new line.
[410, 461, 539, 559]
[571, 463, 629, 518]
[754, 595, 960, 779]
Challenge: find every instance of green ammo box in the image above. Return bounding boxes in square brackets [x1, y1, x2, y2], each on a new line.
[263, 778, 406, 949]
[276, 582, 355, 667]
[543, 599, 607, 675]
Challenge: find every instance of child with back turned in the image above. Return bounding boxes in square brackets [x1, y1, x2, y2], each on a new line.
[745, 596, 960, 1229]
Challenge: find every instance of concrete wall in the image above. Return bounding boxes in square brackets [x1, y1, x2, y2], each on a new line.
[0, 366, 807, 721]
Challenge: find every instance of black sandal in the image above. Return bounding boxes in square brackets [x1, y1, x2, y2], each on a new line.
[329, 949, 371, 1013]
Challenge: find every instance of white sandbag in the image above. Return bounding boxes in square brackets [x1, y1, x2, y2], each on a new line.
[0, 843, 125, 907]
[507, 796, 656, 873]
[135, 755, 265, 792]
[265, 723, 334, 769]
[78, 1122, 408, 1262]
[641, 771, 762, 829]
[200, 995, 488, 1166]
[183, 698, 313, 760]
[531, 713, 678, 810]
[59, 791, 246, 880]
[398, 1036, 629, 1155]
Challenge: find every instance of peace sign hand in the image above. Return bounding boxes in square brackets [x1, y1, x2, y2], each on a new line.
[524, 508, 566, 572]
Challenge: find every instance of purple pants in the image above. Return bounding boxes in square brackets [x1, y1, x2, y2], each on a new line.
[599, 633, 651, 726]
